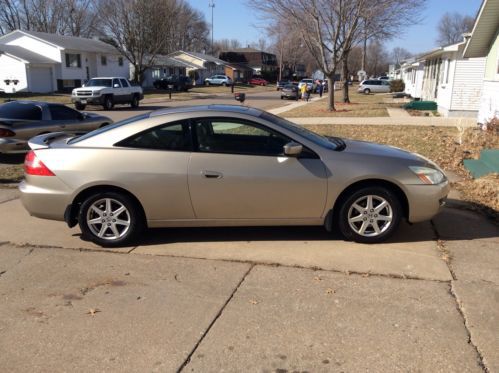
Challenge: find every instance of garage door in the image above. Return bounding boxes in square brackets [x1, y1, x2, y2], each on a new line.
[29, 67, 53, 93]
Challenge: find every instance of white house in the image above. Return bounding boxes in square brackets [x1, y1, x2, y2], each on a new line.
[168, 51, 229, 84]
[0, 30, 129, 93]
[463, 0, 499, 126]
[399, 57, 425, 99]
[418, 35, 487, 117]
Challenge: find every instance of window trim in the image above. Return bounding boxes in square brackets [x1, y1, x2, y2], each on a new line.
[190, 117, 319, 159]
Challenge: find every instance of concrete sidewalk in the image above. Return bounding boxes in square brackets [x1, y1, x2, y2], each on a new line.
[0, 186, 498, 371]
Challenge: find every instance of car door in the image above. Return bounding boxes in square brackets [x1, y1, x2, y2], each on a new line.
[47, 104, 89, 132]
[112, 78, 125, 103]
[381, 80, 391, 93]
[120, 78, 132, 101]
[188, 117, 328, 220]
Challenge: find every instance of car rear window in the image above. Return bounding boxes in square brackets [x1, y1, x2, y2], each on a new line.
[0, 102, 42, 121]
[68, 113, 149, 144]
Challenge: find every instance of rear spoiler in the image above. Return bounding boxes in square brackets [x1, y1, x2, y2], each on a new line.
[28, 131, 85, 150]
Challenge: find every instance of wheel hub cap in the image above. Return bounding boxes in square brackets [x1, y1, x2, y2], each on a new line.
[347, 195, 393, 237]
[86, 198, 130, 240]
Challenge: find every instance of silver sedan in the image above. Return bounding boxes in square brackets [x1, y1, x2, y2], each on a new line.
[0, 101, 112, 153]
[20, 105, 450, 247]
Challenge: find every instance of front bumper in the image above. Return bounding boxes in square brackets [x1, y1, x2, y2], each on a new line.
[0, 138, 28, 153]
[406, 180, 450, 223]
[71, 95, 105, 105]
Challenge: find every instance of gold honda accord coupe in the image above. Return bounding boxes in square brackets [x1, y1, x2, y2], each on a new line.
[20, 105, 450, 247]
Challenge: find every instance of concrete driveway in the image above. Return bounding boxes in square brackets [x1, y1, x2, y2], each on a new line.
[0, 187, 498, 372]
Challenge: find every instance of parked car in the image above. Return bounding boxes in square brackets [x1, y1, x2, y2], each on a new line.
[276, 80, 291, 90]
[298, 78, 316, 92]
[357, 79, 391, 94]
[20, 105, 449, 247]
[153, 75, 193, 91]
[0, 101, 112, 154]
[378, 76, 390, 80]
[249, 77, 268, 86]
[204, 75, 232, 86]
[314, 80, 329, 93]
[71, 77, 144, 110]
[281, 84, 300, 100]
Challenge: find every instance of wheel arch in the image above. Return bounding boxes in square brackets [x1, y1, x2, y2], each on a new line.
[65, 184, 147, 228]
[324, 178, 409, 231]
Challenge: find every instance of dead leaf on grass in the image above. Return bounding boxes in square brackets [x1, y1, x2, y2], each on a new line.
[325, 288, 335, 294]
[86, 308, 101, 316]
[249, 299, 259, 305]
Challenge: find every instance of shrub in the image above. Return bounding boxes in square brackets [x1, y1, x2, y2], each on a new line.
[389, 79, 405, 93]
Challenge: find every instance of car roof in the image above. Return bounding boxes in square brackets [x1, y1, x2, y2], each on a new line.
[149, 104, 263, 118]
[0, 100, 49, 107]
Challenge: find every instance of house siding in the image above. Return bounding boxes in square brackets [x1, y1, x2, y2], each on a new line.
[0, 54, 27, 92]
[450, 58, 486, 111]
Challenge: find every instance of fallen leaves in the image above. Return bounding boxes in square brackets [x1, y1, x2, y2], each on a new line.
[86, 308, 101, 316]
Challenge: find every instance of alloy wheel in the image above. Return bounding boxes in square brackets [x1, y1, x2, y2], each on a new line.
[347, 195, 393, 237]
[86, 198, 131, 240]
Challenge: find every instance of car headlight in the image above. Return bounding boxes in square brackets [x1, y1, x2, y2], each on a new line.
[409, 166, 446, 185]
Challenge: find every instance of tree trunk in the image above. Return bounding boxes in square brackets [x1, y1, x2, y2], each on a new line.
[326, 75, 335, 111]
[342, 54, 350, 103]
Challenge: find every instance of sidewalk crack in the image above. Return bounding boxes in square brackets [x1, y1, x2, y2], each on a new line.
[177, 263, 255, 373]
[449, 282, 489, 373]
[431, 220, 457, 280]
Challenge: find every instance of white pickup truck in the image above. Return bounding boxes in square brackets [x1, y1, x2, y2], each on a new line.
[71, 77, 144, 110]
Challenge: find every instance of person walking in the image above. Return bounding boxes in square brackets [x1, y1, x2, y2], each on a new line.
[300, 83, 307, 101]
[318, 81, 324, 98]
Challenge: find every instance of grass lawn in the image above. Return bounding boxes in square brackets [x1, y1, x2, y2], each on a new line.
[283, 87, 401, 117]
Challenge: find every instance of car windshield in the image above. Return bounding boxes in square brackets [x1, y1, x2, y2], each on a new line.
[85, 79, 112, 87]
[260, 112, 340, 151]
[68, 113, 149, 144]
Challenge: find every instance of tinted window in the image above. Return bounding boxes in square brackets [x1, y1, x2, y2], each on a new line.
[117, 121, 191, 151]
[193, 118, 290, 156]
[49, 105, 79, 120]
[120, 79, 129, 87]
[0, 102, 42, 121]
[112, 79, 121, 88]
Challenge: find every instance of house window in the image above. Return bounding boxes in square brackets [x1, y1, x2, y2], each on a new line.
[65, 53, 81, 68]
[169, 68, 175, 75]
[445, 59, 450, 84]
[101, 55, 107, 66]
[118, 57, 123, 66]
[152, 68, 161, 79]
[62, 80, 76, 88]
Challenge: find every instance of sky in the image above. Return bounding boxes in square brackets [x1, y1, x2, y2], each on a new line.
[186, 0, 482, 55]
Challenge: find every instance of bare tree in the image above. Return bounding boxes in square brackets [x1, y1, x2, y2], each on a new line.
[99, 0, 181, 82]
[168, 2, 209, 53]
[391, 47, 412, 66]
[436, 12, 474, 46]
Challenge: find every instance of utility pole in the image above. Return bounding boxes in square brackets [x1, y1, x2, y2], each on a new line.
[209, 0, 215, 55]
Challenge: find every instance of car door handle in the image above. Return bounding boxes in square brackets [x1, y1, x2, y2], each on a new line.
[202, 170, 223, 179]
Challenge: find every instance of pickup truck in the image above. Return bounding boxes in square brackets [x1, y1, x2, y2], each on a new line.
[71, 77, 143, 110]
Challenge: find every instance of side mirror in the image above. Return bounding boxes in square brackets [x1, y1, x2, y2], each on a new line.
[113, 84, 120, 88]
[283, 142, 303, 157]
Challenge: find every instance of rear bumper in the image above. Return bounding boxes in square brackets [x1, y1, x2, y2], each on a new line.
[0, 138, 28, 153]
[406, 180, 450, 223]
[19, 179, 72, 221]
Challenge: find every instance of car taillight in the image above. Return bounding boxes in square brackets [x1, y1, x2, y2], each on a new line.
[0, 128, 16, 137]
[24, 151, 55, 176]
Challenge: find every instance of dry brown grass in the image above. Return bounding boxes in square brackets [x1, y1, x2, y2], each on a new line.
[284, 89, 398, 117]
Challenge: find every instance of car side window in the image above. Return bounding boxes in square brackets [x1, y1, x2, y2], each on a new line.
[193, 118, 292, 157]
[117, 121, 191, 151]
[48, 105, 80, 120]
[112, 78, 121, 88]
[120, 79, 129, 87]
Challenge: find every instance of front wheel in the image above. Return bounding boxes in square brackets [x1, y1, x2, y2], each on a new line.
[74, 102, 86, 110]
[130, 94, 139, 108]
[338, 187, 401, 243]
[103, 96, 114, 110]
[363, 88, 371, 94]
[78, 192, 144, 247]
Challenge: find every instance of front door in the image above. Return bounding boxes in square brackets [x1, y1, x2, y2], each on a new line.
[188, 118, 328, 219]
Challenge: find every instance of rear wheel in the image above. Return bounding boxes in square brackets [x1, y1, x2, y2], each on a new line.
[74, 102, 86, 110]
[78, 192, 144, 247]
[222, 82, 227, 87]
[338, 186, 401, 243]
[205, 81, 210, 86]
[103, 96, 114, 110]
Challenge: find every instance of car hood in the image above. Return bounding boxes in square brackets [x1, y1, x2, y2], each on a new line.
[340, 138, 423, 163]
[76, 86, 108, 90]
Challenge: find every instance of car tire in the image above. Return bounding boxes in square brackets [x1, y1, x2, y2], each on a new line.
[338, 186, 401, 244]
[130, 94, 139, 108]
[205, 81, 210, 86]
[74, 102, 86, 111]
[363, 88, 371, 94]
[78, 191, 144, 247]
[103, 96, 114, 110]
[222, 82, 227, 87]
